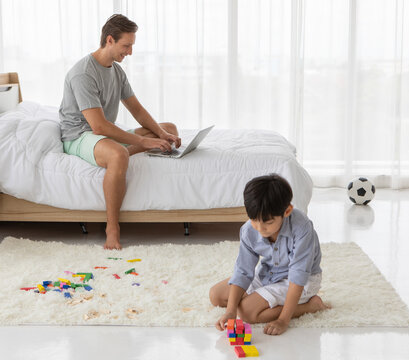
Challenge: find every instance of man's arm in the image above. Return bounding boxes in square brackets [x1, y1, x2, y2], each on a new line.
[122, 96, 164, 137]
[122, 96, 181, 147]
[82, 107, 172, 152]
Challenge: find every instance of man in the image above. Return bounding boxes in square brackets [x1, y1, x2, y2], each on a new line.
[59, 14, 181, 250]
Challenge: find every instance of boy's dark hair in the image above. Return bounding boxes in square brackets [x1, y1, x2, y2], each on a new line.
[100, 14, 138, 48]
[243, 174, 293, 221]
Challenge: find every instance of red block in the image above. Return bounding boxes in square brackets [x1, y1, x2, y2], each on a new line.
[234, 346, 246, 358]
[236, 338, 244, 345]
[113, 274, 121, 279]
[20, 287, 36, 291]
[236, 319, 244, 331]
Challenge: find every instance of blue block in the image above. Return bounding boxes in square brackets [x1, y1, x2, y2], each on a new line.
[62, 285, 70, 289]
[244, 342, 251, 345]
[42, 281, 52, 286]
[64, 292, 72, 298]
[53, 289, 62, 292]
[84, 285, 92, 291]
[229, 333, 236, 338]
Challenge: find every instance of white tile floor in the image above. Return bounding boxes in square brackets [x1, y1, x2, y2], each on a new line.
[1, 188, 409, 360]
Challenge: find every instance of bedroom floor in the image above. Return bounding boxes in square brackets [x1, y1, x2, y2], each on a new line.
[1, 188, 409, 360]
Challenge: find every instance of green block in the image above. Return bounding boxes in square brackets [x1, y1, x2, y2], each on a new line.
[237, 334, 245, 338]
[125, 268, 136, 274]
[54, 281, 60, 287]
[76, 273, 93, 282]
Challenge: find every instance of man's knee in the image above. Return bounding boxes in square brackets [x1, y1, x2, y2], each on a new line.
[108, 146, 129, 169]
[160, 122, 178, 135]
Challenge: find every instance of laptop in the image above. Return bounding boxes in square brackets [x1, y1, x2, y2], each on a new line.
[146, 125, 214, 158]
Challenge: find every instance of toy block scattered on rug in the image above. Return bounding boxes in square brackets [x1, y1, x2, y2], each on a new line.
[226, 319, 259, 357]
[22, 272, 94, 298]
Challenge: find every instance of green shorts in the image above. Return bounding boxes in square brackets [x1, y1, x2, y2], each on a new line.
[63, 130, 134, 167]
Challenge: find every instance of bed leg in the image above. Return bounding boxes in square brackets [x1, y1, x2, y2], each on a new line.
[183, 222, 190, 236]
[79, 222, 88, 234]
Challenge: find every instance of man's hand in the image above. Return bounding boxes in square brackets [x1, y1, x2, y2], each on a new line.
[263, 318, 289, 336]
[215, 311, 236, 331]
[159, 130, 181, 148]
[141, 137, 172, 152]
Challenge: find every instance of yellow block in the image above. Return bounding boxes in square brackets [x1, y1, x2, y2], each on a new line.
[244, 335, 252, 341]
[37, 284, 45, 292]
[58, 278, 71, 285]
[242, 345, 259, 357]
[127, 259, 141, 262]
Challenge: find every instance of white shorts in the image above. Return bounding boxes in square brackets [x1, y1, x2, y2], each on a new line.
[246, 273, 322, 308]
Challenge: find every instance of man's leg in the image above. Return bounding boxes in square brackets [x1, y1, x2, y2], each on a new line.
[94, 138, 130, 250]
[127, 122, 179, 156]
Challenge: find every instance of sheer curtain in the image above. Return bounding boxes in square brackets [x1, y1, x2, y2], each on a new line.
[1, 0, 408, 188]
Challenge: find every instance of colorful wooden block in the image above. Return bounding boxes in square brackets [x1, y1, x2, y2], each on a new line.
[58, 278, 71, 285]
[125, 268, 136, 274]
[236, 319, 244, 330]
[234, 346, 246, 358]
[242, 345, 259, 357]
[127, 259, 141, 262]
[113, 274, 121, 279]
[227, 319, 235, 330]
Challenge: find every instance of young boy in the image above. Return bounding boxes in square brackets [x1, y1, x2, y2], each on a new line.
[209, 174, 329, 336]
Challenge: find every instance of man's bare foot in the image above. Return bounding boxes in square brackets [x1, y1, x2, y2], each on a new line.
[307, 295, 331, 313]
[104, 224, 122, 250]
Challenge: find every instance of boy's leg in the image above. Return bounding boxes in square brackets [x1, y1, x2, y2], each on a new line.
[209, 278, 248, 307]
[94, 138, 130, 250]
[238, 292, 328, 324]
[126, 122, 179, 156]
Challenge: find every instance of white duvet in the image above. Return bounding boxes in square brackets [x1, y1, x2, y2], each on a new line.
[0, 102, 313, 212]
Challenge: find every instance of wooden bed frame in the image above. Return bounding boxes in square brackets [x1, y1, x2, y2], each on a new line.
[0, 72, 247, 224]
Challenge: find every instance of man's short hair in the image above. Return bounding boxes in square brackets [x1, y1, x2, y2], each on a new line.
[243, 174, 293, 221]
[100, 14, 138, 48]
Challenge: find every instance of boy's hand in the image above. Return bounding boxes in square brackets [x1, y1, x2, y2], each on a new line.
[215, 311, 236, 331]
[263, 318, 289, 336]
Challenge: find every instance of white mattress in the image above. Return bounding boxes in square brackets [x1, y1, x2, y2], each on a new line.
[0, 102, 313, 213]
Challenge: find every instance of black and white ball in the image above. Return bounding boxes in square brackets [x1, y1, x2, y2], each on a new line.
[347, 177, 376, 205]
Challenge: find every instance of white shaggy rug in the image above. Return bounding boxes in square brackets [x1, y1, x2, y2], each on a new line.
[0, 237, 408, 327]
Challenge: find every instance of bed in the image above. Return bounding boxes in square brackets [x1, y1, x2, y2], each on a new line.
[0, 76, 313, 226]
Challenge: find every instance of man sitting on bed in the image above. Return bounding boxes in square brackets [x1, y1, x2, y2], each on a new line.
[59, 14, 181, 250]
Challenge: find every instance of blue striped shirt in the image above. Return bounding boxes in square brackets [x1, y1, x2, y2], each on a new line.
[229, 208, 322, 289]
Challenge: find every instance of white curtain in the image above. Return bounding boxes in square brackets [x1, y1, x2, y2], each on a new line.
[1, 0, 408, 188]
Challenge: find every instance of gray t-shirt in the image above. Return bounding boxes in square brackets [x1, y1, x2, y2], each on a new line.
[59, 54, 134, 141]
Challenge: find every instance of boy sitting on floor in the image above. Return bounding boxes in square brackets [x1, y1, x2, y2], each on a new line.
[209, 174, 329, 335]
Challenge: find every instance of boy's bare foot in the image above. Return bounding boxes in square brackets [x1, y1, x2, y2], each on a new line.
[104, 224, 122, 250]
[307, 295, 331, 313]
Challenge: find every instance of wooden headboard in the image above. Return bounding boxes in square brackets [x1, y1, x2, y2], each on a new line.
[0, 72, 22, 102]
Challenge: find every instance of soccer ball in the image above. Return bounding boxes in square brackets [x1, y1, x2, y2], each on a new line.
[347, 177, 375, 205]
